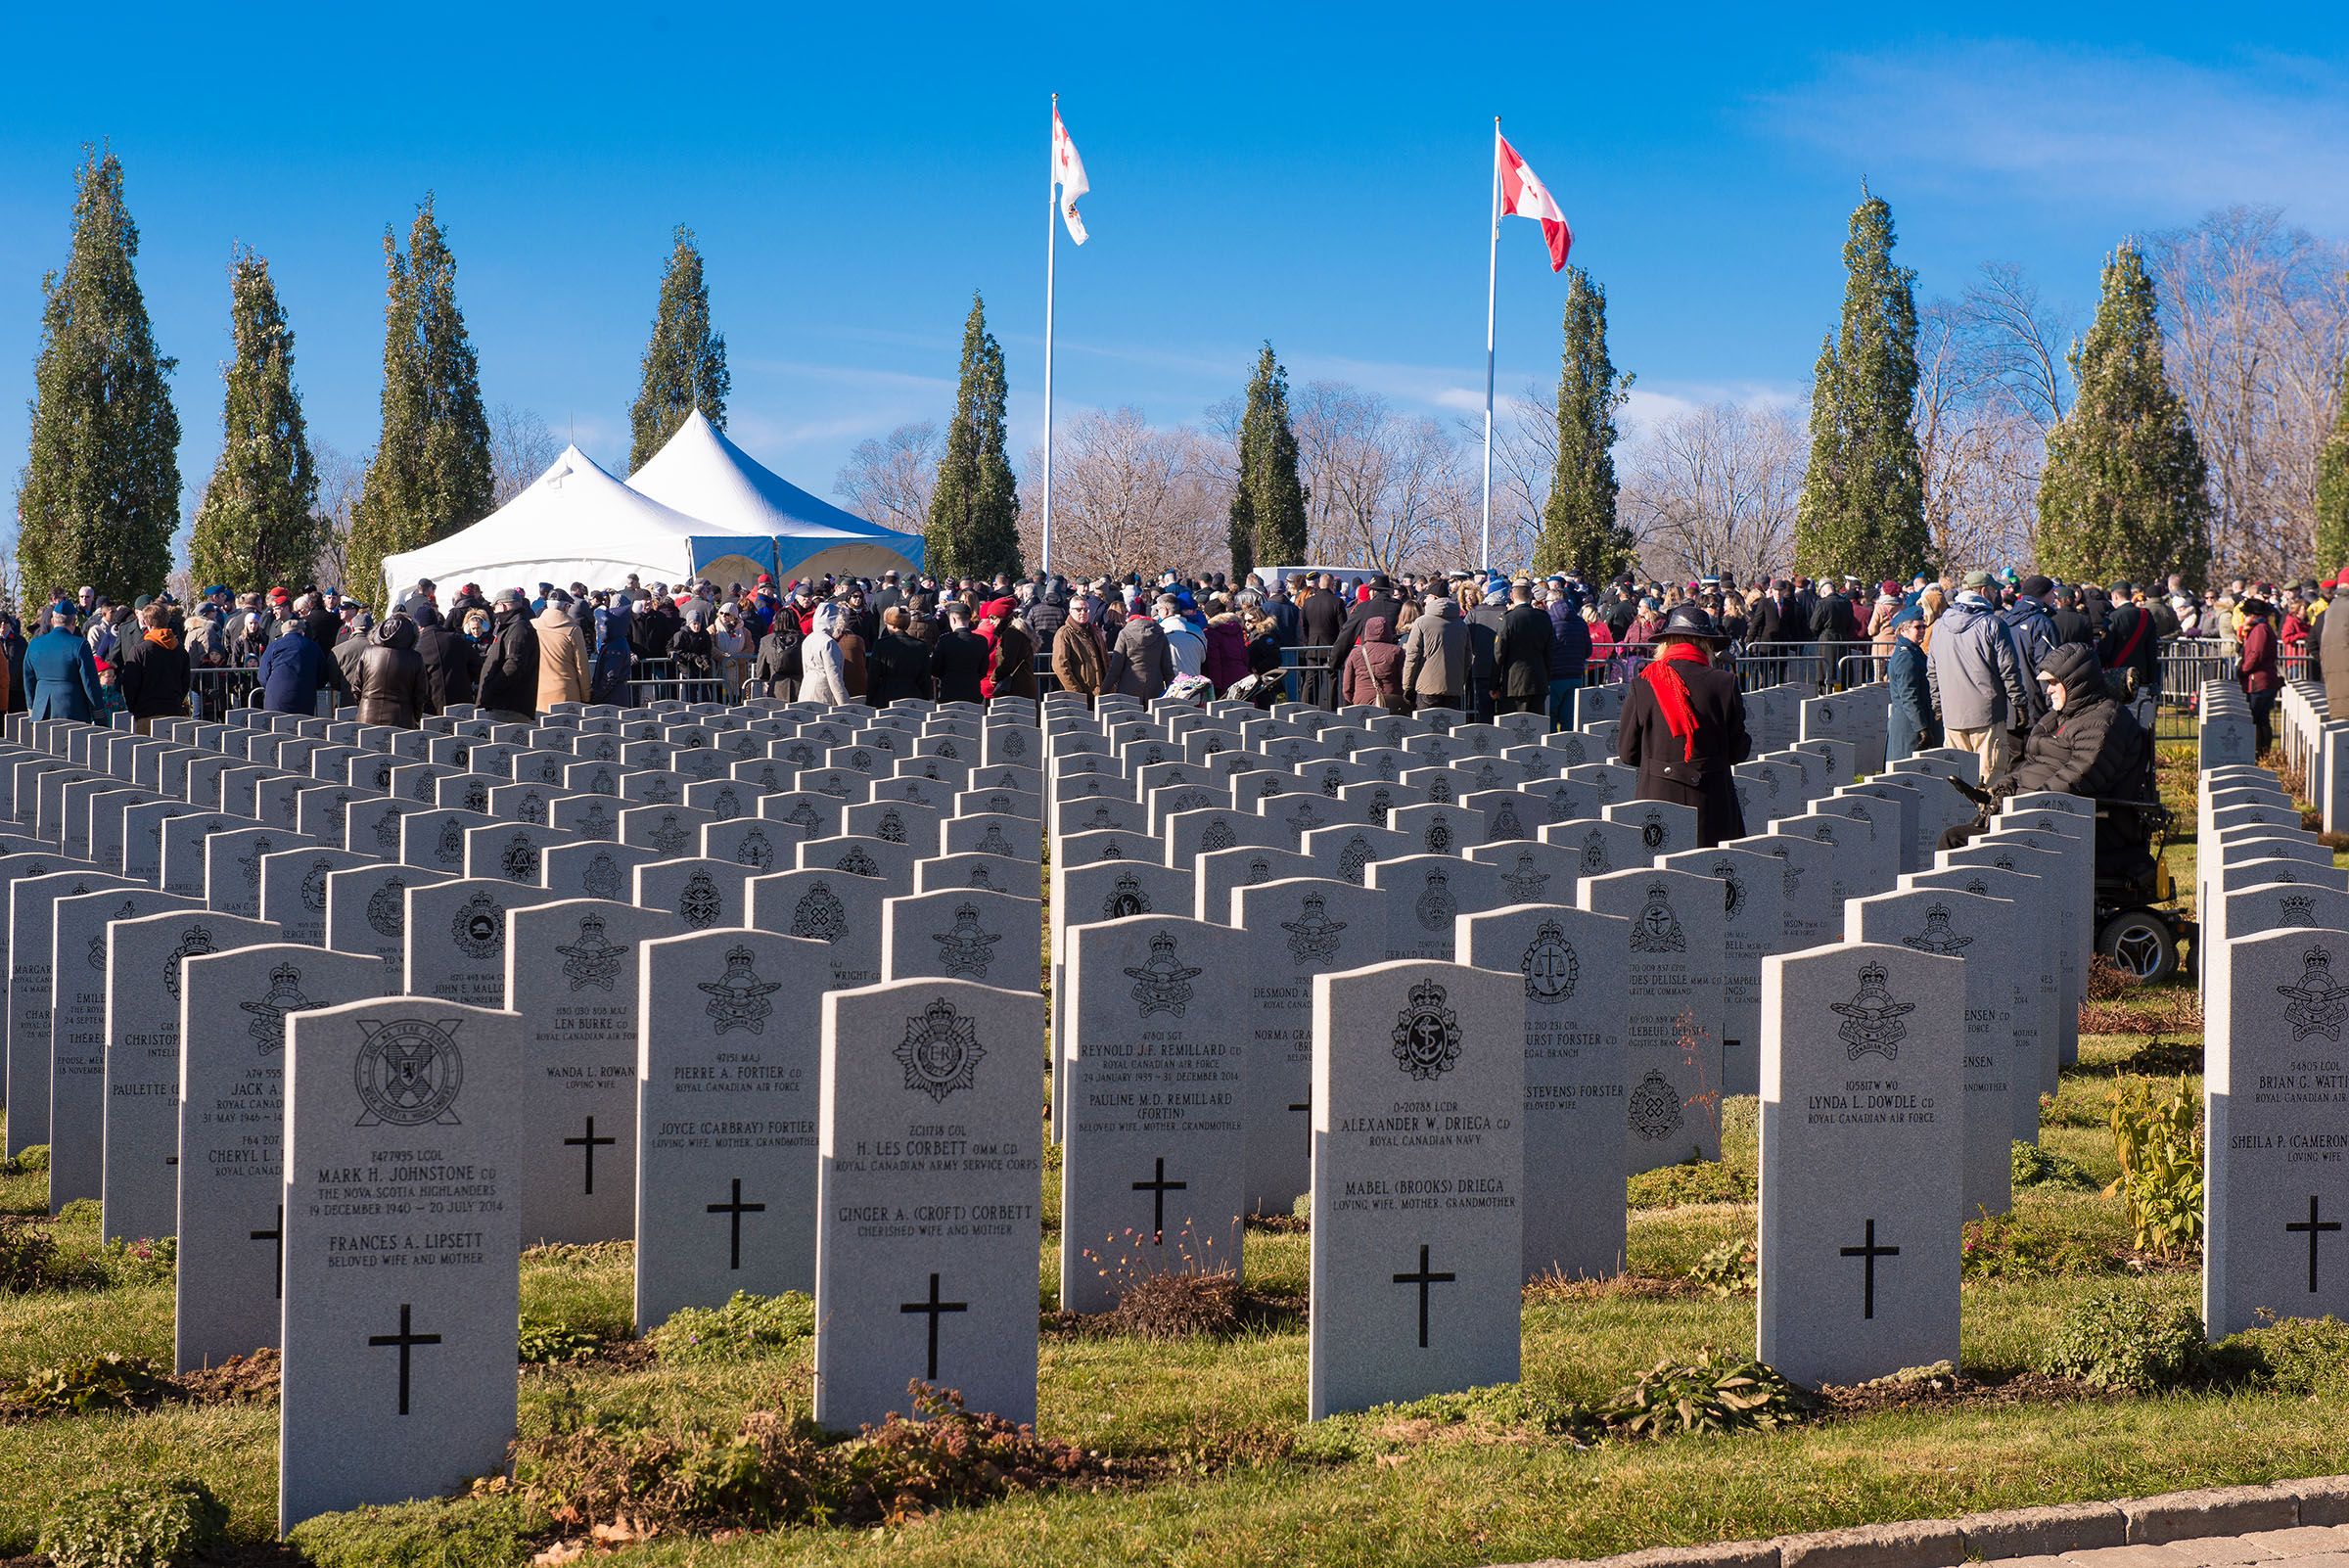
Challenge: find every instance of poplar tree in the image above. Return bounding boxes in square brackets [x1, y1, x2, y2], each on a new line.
[188, 250, 319, 591]
[1536, 267, 1635, 578]
[926, 292, 1020, 578]
[1796, 187, 1926, 578]
[2317, 355, 2349, 575]
[627, 225, 730, 473]
[17, 147, 181, 601]
[348, 196, 493, 600]
[2036, 242, 2212, 587]
[1229, 342, 1309, 576]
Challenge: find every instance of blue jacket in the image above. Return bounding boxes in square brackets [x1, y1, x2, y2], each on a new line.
[1887, 635, 1939, 762]
[23, 626, 104, 721]
[257, 627, 328, 714]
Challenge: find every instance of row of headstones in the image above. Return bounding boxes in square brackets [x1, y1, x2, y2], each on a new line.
[1565, 676, 1885, 763]
[2200, 677, 2258, 772]
[2195, 764, 2349, 1343]
[2270, 679, 2349, 835]
[1037, 705, 2102, 1404]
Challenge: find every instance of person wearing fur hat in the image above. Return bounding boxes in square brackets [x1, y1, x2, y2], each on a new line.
[1616, 603, 1749, 846]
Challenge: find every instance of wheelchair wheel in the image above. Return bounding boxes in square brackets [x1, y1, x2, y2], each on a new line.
[2096, 908, 2179, 982]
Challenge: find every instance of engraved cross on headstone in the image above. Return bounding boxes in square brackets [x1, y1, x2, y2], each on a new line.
[2286, 1194, 2342, 1293]
[563, 1116, 618, 1196]
[250, 1204, 283, 1301]
[1392, 1243, 1456, 1350]
[1131, 1155, 1186, 1240]
[898, 1270, 968, 1379]
[707, 1177, 765, 1270]
[367, 1302, 441, 1416]
[1839, 1218, 1899, 1320]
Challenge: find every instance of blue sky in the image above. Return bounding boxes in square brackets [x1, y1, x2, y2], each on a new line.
[1, 3, 2345, 541]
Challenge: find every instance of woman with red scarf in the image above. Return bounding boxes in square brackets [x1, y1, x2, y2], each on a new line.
[1616, 602, 1751, 847]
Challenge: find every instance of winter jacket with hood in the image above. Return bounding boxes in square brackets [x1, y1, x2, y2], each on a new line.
[799, 602, 852, 706]
[256, 622, 329, 714]
[1157, 614, 1206, 680]
[2005, 644, 2146, 801]
[1886, 634, 1939, 762]
[592, 605, 634, 704]
[534, 606, 592, 710]
[114, 624, 190, 720]
[2000, 595, 2058, 692]
[356, 615, 431, 728]
[1341, 616, 1408, 709]
[410, 601, 477, 715]
[1202, 612, 1250, 692]
[1108, 614, 1173, 699]
[1926, 591, 2031, 732]
[1401, 594, 1470, 701]
[477, 606, 541, 716]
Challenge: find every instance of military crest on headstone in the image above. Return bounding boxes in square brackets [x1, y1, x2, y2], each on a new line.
[1200, 818, 1236, 854]
[373, 811, 402, 852]
[933, 902, 1002, 978]
[352, 1015, 465, 1127]
[463, 781, 489, 813]
[1630, 882, 1685, 952]
[1635, 811, 1666, 850]
[1520, 919, 1578, 1003]
[651, 813, 693, 856]
[835, 844, 881, 878]
[676, 871, 723, 930]
[163, 923, 218, 1002]
[1832, 962, 1913, 1061]
[1338, 835, 1373, 885]
[2280, 894, 2316, 925]
[366, 877, 408, 939]
[877, 809, 907, 844]
[790, 880, 848, 944]
[699, 945, 780, 1035]
[1126, 930, 1203, 1018]
[1424, 817, 1452, 853]
[1900, 904, 1972, 957]
[238, 839, 271, 893]
[896, 996, 986, 1103]
[558, 912, 626, 991]
[436, 818, 464, 861]
[1579, 829, 1609, 875]
[1101, 871, 1152, 919]
[499, 833, 539, 882]
[450, 892, 505, 959]
[734, 829, 775, 870]
[1628, 1068, 1683, 1142]
[580, 804, 615, 840]
[1427, 777, 1453, 805]
[1500, 853, 1550, 903]
[242, 962, 310, 1050]
[1413, 867, 1457, 933]
[89, 898, 139, 970]
[1391, 978, 1462, 1081]
[2280, 945, 2349, 1042]
[784, 802, 821, 835]
[520, 790, 544, 822]
[300, 857, 333, 912]
[1710, 859, 1745, 918]
[1489, 802, 1524, 841]
[1282, 893, 1347, 964]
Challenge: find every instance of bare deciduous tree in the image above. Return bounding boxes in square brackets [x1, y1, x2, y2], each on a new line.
[2145, 207, 2349, 580]
[833, 421, 944, 534]
[310, 440, 368, 594]
[487, 404, 561, 506]
[1014, 407, 1231, 578]
[1292, 381, 1480, 575]
[1913, 290, 2048, 574]
[1621, 400, 1806, 583]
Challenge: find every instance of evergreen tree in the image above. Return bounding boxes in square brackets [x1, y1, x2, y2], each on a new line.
[348, 196, 493, 600]
[1536, 268, 1635, 579]
[1795, 187, 1926, 578]
[188, 249, 319, 592]
[1229, 342, 1309, 576]
[627, 225, 730, 473]
[926, 292, 1020, 578]
[2317, 355, 2349, 575]
[17, 147, 181, 602]
[2036, 242, 2211, 588]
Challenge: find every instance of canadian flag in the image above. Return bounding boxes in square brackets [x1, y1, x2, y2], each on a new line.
[1496, 132, 1571, 271]
[1052, 105, 1089, 245]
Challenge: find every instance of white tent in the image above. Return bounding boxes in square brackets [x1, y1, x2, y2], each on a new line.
[627, 408, 926, 580]
[378, 446, 716, 603]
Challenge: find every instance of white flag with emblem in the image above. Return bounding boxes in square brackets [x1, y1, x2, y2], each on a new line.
[1052, 105, 1089, 245]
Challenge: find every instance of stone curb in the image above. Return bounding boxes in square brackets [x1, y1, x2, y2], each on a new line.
[1492, 1476, 2349, 1568]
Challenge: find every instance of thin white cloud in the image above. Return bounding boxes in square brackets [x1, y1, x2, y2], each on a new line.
[1761, 42, 2349, 226]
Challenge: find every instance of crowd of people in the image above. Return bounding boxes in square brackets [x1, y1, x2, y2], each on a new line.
[0, 559, 2330, 785]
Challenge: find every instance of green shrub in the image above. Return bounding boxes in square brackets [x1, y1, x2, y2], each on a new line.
[102, 1234, 177, 1286]
[38, 1476, 227, 1568]
[1684, 1235, 1758, 1297]
[1627, 1157, 1756, 1209]
[3, 1142, 50, 1173]
[289, 1494, 546, 1568]
[518, 1311, 604, 1365]
[2217, 1314, 2349, 1397]
[1961, 1208, 2114, 1280]
[12, 1352, 177, 1414]
[0, 1217, 99, 1293]
[1596, 1351, 1818, 1437]
[2011, 1140, 2098, 1190]
[647, 1290, 814, 1364]
[1296, 1382, 1596, 1459]
[56, 1196, 102, 1225]
[2038, 1290, 2208, 1390]
[2105, 1077, 2203, 1260]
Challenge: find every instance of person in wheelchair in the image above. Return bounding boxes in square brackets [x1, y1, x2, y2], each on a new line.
[1940, 643, 2154, 870]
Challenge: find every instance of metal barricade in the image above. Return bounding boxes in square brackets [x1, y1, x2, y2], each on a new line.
[187, 666, 260, 719]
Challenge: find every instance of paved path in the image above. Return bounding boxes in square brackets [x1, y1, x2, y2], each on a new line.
[2028, 1525, 2349, 1568]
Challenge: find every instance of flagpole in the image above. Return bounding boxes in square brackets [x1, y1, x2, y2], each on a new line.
[1481, 115, 1499, 574]
[1041, 93, 1060, 579]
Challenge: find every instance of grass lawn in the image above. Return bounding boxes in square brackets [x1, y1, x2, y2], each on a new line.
[3, 751, 2327, 1568]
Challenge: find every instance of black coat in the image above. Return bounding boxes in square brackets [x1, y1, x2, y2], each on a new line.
[867, 629, 933, 706]
[114, 631, 190, 719]
[1328, 593, 1400, 674]
[477, 611, 540, 715]
[410, 605, 476, 715]
[1616, 654, 1752, 847]
[1495, 603, 1554, 697]
[932, 628, 991, 704]
[1298, 588, 1346, 649]
[2005, 647, 2146, 801]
